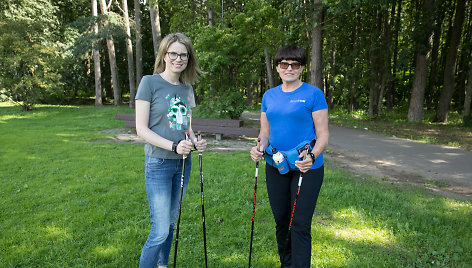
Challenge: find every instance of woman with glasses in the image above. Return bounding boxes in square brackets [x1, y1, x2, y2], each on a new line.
[250, 45, 329, 267]
[135, 32, 207, 268]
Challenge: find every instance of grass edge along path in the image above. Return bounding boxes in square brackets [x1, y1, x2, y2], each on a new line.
[1, 104, 471, 267]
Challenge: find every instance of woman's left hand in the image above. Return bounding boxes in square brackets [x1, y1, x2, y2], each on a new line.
[194, 139, 207, 153]
[295, 153, 314, 173]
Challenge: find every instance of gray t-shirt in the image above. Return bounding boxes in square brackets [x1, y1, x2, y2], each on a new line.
[135, 74, 196, 159]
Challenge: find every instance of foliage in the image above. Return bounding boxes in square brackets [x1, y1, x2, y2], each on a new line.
[1, 104, 471, 267]
[188, 1, 282, 119]
[0, 0, 63, 110]
[2, 0, 471, 121]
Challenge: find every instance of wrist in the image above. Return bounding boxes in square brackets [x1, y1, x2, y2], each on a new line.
[309, 152, 315, 164]
[172, 140, 182, 154]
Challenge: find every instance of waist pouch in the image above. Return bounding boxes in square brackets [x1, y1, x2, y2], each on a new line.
[264, 139, 315, 174]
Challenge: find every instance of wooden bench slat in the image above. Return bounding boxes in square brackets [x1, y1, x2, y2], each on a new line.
[116, 114, 243, 127]
[124, 120, 136, 128]
[192, 117, 243, 127]
[192, 125, 259, 137]
[115, 113, 135, 120]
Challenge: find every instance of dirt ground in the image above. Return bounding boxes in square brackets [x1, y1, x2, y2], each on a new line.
[99, 128, 471, 201]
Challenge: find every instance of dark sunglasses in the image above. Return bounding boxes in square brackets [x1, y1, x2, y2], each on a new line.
[278, 61, 302, 70]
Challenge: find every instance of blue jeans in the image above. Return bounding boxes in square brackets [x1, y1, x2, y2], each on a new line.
[139, 156, 191, 268]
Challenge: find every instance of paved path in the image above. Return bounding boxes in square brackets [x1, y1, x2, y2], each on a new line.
[327, 125, 472, 198]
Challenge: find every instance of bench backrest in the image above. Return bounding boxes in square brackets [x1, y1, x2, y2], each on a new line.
[116, 113, 243, 127]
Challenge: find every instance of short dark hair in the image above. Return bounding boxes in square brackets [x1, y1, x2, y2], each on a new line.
[274, 45, 307, 66]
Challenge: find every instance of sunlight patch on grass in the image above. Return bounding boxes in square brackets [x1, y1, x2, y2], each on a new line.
[312, 243, 349, 266]
[0, 101, 14, 107]
[221, 252, 246, 263]
[56, 133, 76, 137]
[443, 199, 471, 210]
[92, 245, 120, 257]
[44, 225, 71, 239]
[332, 226, 394, 244]
[0, 114, 33, 121]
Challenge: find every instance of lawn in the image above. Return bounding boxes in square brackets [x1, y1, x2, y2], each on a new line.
[1, 103, 471, 267]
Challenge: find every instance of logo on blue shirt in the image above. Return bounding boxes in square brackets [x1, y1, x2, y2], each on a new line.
[290, 99, 306, 103]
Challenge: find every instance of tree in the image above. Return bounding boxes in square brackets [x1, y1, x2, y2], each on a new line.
[407, 0, 435, 122]
[121, 0, 136, 108]
[91, 0, 102, 106]
[435, 0, 466, 122]
[134, 0, 143, 88]
[310, 0, 323, 89]
[0, 0, 63, 110]
[150, 0, 162, 57]
[464, 58, 472, 124]
[98, 0, 121, 105]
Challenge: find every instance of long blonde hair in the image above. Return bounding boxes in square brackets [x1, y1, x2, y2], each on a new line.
[153, 33, 202, 85]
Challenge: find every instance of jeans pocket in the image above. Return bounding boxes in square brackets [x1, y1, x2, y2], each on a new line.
[145, 157, 165, 168]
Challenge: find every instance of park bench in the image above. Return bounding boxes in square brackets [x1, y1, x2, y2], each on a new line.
[115, 113, 259, 140]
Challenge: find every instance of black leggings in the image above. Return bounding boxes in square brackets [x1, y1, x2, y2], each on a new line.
[265, 164, 324, 268]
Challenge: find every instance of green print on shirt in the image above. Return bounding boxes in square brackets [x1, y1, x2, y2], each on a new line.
[166, 95, 190, 131]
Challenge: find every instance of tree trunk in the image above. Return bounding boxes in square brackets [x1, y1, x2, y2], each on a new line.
[122, 0, 136, 108]
[377, 5, 395, 118]
[99, 0, 121, 105]
[310, 0, 323, 89]
[426, 14, 443, 110]
[435, 0, 466, 122]
[368, 10, 382, 117]
[264, 48, 274, 89]
[91, 0, 102, 106]
[134, 0, 143, 88]
[327, 45, 335, 109]
[204, 0, 214, 26]
[454, 11, 472, 110]
[150, 1, 162, 57]
[408, 0, 435, 122]
[463, 59, 472, 123]
[387, 0, 402, 110]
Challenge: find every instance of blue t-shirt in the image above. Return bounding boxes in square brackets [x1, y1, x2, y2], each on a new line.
[261, 82, 328, 169]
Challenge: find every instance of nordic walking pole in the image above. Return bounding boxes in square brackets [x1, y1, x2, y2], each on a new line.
[281, 144, 310, 267]
[248, 137, 261, 268]
[174, 132, 189, 268]
[197, 130, 208, 268]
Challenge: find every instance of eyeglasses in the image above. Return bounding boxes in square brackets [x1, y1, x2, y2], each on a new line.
[166, 52, 188, 61]
[278, 61, 302, 70]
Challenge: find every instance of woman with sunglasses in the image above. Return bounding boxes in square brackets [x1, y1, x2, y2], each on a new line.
[135, 32, 207, 268]
[250, 45, 329, 267]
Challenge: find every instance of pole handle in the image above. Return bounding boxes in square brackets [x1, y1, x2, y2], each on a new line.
[300, 144, 309, 160]
[197, 130, 202, 141]
[256, 137, 261, 152]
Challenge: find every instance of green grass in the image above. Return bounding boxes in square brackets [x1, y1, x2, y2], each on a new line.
[1, 103, 471, 267]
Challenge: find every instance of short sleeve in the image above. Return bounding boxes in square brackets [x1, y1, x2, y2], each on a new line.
[188, 85, 196, 109]
[311, 88, 328, 112]
[135, 76, 152, 102]
[261, 93, 267, 113]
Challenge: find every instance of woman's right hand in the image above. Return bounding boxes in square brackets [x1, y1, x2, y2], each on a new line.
[250, 145, 264, 162]
[177, 140, 193, 155]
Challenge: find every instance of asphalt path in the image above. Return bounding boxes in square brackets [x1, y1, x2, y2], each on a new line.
[328, 125, 472, 192]
[241, 112, 472, 198]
